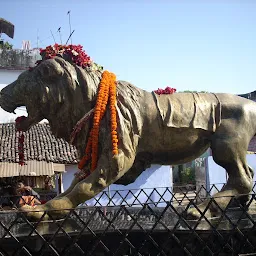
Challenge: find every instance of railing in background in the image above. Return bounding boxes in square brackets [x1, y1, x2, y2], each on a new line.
[0, 184, 255, 255]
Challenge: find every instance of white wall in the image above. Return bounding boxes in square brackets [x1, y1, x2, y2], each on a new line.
[0, 69, 26, 123]
[62, 164, 79, 191]
[0, 69, 23, 84]
[63, 164, 173, 207]
[99, 165, 173, 207]
[206, 154, 256, 195]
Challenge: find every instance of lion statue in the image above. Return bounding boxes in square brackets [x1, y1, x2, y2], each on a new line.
[0, 55, 255, 220]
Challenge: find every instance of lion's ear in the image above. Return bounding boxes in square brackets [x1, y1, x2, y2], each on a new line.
[38, 60, 64, 80]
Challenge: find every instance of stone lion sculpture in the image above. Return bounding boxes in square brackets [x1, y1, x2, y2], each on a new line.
[0, 56, 255, 220]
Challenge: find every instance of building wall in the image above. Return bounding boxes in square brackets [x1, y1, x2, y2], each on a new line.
[62, 164, 173, 206]
[239, 91, 256, 152]
[204, 154, 256, 195]
[63, 164, 172, 190]
[62, 164, 79, 191]
[0, 48, 40, 70]
[0, 69, 23, 84]
[0, 48, 40, 123]
[0, 69, 26, 123]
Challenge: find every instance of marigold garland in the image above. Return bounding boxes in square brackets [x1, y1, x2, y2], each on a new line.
[109, 77, 118, 155]
[78, 71, 118, 172]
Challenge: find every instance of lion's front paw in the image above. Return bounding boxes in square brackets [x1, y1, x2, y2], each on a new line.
[19, 197, 75, 221]
[20, 204, 49, 221]
[186, 207, 212, 220]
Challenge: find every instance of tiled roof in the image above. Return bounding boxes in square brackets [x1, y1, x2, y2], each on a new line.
[0, 160, 59, 177]
[0, 123, 78, 164]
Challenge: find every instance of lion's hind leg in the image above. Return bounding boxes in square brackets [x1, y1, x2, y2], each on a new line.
[187, 123, 254, 219]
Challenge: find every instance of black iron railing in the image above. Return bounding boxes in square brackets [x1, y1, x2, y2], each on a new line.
[0, 184, 255, 255]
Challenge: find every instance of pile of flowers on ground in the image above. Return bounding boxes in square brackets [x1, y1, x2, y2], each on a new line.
[154, 86, 176, 95]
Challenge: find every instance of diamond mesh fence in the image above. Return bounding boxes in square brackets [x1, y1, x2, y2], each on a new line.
[0, 184, 255, 255]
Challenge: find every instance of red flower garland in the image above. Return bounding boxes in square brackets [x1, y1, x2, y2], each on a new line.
[39, 44, 92, 68]
[30, 44, 103, 72]
[15, 116, 27, 166]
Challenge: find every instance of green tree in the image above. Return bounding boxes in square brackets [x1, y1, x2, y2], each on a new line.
[180, 90, 208, 93]
[0, 41, 13, 50]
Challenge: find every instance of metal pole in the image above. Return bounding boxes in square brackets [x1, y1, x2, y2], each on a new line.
[67, 11, 72, 44]
[57, 27, 62, 44]
[107, 186, 111, 206]
[65, 30, 75, 45]
[37, 29, 39, 48]
[50, 30, 56, 44]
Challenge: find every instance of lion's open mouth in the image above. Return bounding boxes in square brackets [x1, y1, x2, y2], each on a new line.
[16, 107, 43, 131]
[0, 95, 23, 114]
[0, 93, 43, 131]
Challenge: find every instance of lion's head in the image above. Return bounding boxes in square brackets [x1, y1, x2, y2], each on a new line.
[0, 57, 102, 141]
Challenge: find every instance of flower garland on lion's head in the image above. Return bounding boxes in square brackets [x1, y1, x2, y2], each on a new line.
[34, 44, 103, 71]
[17, 43, 176, 179]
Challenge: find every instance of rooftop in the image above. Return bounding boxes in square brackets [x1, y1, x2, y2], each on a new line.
[0, 123, 78, 164]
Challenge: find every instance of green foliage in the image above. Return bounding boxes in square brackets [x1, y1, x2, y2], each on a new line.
[0, 41, 13, 50]
[180, 166, 195, 184]
[180, 90, 208, 93]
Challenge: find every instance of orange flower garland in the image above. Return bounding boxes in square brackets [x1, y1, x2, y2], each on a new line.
[78, 71, 118, 172]
[109, 76, 118, 155]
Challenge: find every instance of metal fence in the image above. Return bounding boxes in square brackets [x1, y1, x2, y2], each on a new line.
[0, 184, 256, 255]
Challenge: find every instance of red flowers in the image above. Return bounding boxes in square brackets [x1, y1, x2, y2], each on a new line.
[154, 86, 176, 95]
[28, 43, 103, 72]
[39, 44, 92, 69]
[15, 116, 27, 166]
